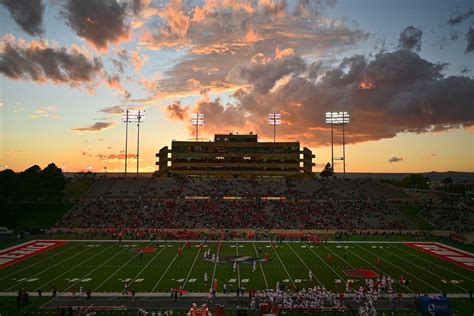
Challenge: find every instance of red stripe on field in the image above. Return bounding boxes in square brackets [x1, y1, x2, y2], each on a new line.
[404, 242, 474, 271]
[0, 240, 66, 269]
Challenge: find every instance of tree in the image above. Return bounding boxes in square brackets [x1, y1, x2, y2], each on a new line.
[441, 177, 453, 184]
[41, 163, 67, 200]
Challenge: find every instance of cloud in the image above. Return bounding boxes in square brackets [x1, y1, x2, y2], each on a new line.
[70, 121, 115, 133]
[99, 105, 123, 115]
[166, 101, 189, 120]
[447, 8, 474, 26]
[28, 105, 59, 119]
[230, 50, 306, 94]
[166, 48, 474, 147]
[96, 153, 138, 163]
[0, 35, 129, 96]
[137, 0, 367, 100]
[388, 157, 403, 163]
[1, 0, 44, 36]
[130, 50, 148, 73]
[466, 27, 474, 53]
[399, 25, 422, 51]
[61, 0, 141, 51]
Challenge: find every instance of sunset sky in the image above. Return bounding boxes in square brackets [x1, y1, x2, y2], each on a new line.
[0, 0, 473, 173]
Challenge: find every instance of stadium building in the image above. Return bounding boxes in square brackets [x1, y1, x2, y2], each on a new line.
[155, 133, 315, 178]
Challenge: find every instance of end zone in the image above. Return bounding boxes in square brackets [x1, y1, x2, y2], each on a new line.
[404, 242, 474, 271]
[0, 240, 66, 269]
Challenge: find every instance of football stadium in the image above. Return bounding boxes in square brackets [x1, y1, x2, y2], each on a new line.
[1, 0, 474, 315]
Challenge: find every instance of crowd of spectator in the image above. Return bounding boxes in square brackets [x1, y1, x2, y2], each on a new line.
[55, 199, 410, 230]
[420, 201, 474, 233]
[87, 177, 407, 200]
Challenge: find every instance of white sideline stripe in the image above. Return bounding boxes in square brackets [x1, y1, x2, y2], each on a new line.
[4, 242, 95, 291]
[93, 242, 153, 291]
[354, 244, 441, 293]
[305, 243, 345, 282]
[0, 291, 470, 298]
[47, 239, 442, 244]
[395, 244, 474, 282]
[0, 242, 83, 282]
[130, 242, 170, 285]
[65, 245, 131, 291]
[378, 246, 467, 292]
[151, 242, 186, 292]
[286, 242, 322, 287]
[271, 243, 296, 289]
[235, 241, 241, 289]
[211, 242, 222, 289]
[252, 241, 269, 288]
[183, 244, 203, 288]
[342, 245, 411, 292]
[39, 243, 117, 291]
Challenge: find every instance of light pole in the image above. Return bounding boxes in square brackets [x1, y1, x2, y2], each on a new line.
[325, 112, 350, 176]
[122, 109, 131, 177]
[192, 113, 204, 142]
[122, 109, 146, 176]
[268, 113, 281, 142]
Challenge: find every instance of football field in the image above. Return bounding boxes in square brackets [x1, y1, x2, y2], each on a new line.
[1, 240, 473, 296]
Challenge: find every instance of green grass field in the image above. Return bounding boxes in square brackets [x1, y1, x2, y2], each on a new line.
[1, 240, 473, 296]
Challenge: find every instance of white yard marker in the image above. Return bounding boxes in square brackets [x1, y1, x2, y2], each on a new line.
[5, 242, 99, 291]
[151, 242, 186, 292]
[37, 242, 117, 291]
[252, 241, 269, 288]
[235, 242, 241, 288]
[354, 244, 440, 293]
[94, 242, 153, 291]
[286, 242, 322, 287]
[211, 242, 222, 289]
[182, 244, 203, 289]
[271, 243, 296, 289]
[305, 243, 346, 282]
[129, 242, 170, 285]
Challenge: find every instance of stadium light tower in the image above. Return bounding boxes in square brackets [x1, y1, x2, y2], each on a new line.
[192, 113, 204, 142]
[325, 111, 350, 176]
[122, 109, 146, 176]
[122, 109, 132, 177]
[268, 113, 281, 143]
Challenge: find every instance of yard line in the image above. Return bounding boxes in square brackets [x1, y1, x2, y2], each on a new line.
[38, 242, 117, 291]
[393, 244, 474, 282]
[286, 242, 323, 287]
[353, 244, 441, 293]
[378, 245, 467, 292]
[65, 245, 131, 291]
[0, 242, 84, 282]
[211, 241, 222, 288]
[235, 241, 241, 289]
[305, 243, 346, 282]
[151, 242, 186, 292]
[271, 243, 296, 289]
[93, 242, 153, 292]
[129, 242, 170, 285]
[331, 244, 412, 293]
[182, 243, 204, 289]
[4, 242, 98, 291]
[252, 241, 268, 288]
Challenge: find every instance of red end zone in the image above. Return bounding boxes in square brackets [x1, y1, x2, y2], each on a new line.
[404, 242, 474, 271]
[0, 240, 66, 269]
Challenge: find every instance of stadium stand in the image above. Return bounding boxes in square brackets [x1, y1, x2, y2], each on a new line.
[420, 202, 474, 233]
